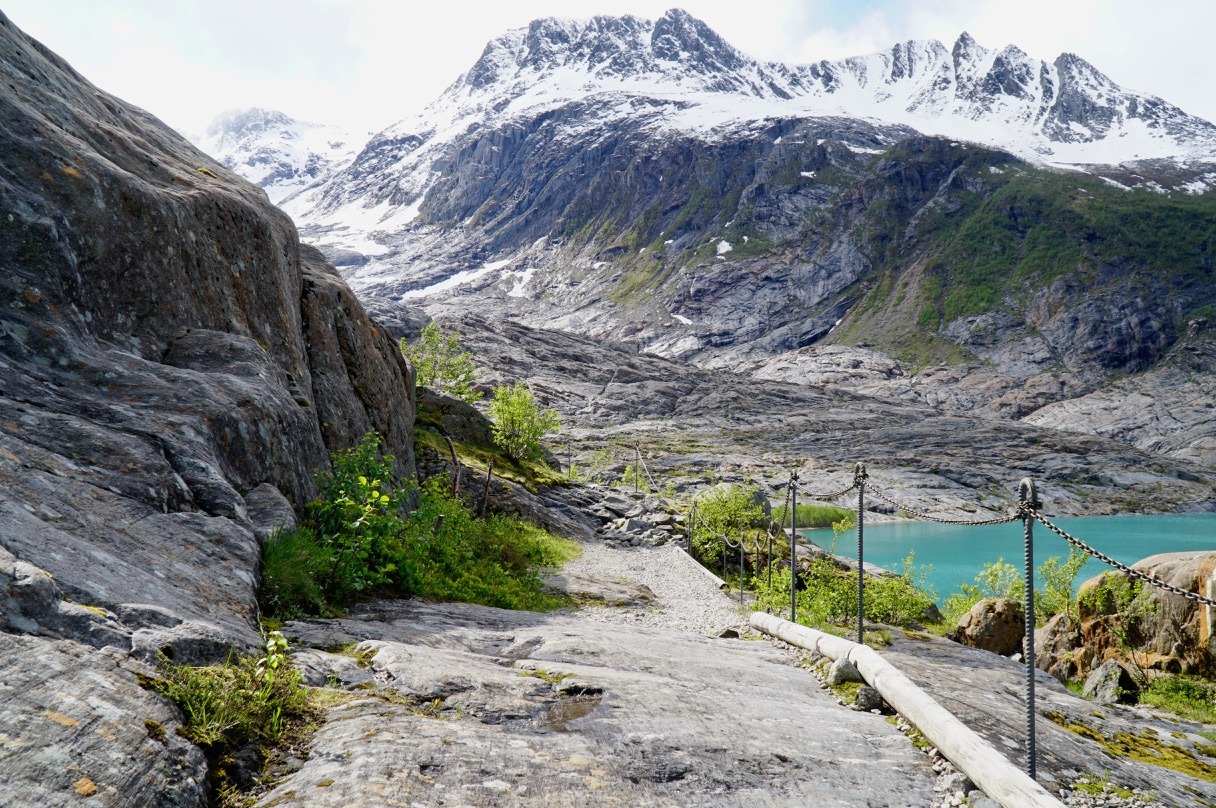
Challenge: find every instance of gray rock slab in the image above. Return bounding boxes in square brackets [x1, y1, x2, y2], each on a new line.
[542, 570, 656, 607]
[270, 600, 936, 806]
[880, 630, 1216, 805]
[0, 633, 206, 807]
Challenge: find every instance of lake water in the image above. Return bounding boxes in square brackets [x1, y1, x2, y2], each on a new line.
[803, 513, 1216, 603]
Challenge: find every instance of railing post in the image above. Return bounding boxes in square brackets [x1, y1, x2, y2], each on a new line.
[738, 534, 744, 608]
[766, 530, 772, 593]
[1019, 477, 1041, 781]
[790, 472, 798, 624]
[688, 503, 696, 553]
[634, 443, 641, 495]
[856, 463, 867, 644]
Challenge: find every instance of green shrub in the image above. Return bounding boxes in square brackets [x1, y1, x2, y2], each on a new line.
[690, 485, 767, 568]
[258, 432, 579, 618]
[941, 549, 1092, 627]
[489, 382, 560, 462]
[941, 557, 1024, 624]
[1037, 547, 1088, 621]
[751, 552, 939, 631]
[400, 322, 481, 403]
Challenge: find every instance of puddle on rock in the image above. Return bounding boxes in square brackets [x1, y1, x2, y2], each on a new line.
[536, 696, 602, 732]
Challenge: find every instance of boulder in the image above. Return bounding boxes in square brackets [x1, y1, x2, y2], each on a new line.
[243, 483, 299, 543]
[826, 657, 864, 686]
[1075, 553, 1216, 675]
[416, 386, 495, 447]
[855, 685, 885, 711]
[950, 598, 1024, 657]
[1081, 659, 1140, 704]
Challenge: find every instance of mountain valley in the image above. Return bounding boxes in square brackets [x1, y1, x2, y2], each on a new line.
[195, 8, 1216, 504]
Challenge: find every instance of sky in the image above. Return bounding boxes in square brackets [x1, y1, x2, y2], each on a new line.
[4, 0, 1214, 138]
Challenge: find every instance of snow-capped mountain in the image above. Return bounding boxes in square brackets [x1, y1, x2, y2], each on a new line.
[281, 8, 1216, 268]
[195, 108, 365, 203]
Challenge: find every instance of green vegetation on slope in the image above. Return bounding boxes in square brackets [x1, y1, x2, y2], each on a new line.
[919, 170, 1216, 326]
[260, 432, 578, 619]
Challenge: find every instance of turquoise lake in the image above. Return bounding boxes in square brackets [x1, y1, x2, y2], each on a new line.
[803, 513, 1216, 604]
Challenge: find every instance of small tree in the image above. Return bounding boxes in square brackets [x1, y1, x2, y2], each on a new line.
[489, 383, 559, 462]
[400, 323, 481, 403]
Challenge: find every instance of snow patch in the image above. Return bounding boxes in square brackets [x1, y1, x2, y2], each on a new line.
[671, 313, 693, 325]
[507, 266, 539, 298]
[716, 239, 733, 255]
[401, 259, 511, 300]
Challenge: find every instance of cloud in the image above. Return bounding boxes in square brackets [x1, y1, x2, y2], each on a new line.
[4, 0, 1214, 136]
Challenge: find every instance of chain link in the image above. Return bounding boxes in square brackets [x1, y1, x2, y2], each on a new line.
[792, 478, 858, 501]
[1026, 508, 1216, 608]
[865, 484, 1021, 526]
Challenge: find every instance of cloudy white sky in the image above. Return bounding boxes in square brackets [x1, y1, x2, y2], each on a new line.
[4, 0, 1213, 138]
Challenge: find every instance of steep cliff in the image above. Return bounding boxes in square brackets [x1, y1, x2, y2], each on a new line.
[0, 12, 414, 804]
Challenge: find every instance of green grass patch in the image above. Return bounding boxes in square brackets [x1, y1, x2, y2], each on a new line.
[146, 632, 313, 803]
[1141, 676, 1216, 726]
[413, 425, 567, 494]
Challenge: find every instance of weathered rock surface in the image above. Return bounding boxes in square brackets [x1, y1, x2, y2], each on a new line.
[0, 13, 416, 805]
[1024, 363, 1216, 467]
[1075, 553, 1216, 675]
[0, 9, 413, 647]
[879, 630, 1216, 806]
[950, 598, 1025, 658]
[0, 633, 207, 807]
[267, 600, 936, 806]
[442, 314, 1214, 517]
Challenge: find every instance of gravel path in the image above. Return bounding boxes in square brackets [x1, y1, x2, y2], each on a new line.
[560, 540, 749, 636]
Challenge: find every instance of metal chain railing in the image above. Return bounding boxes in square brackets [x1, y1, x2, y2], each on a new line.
[1026, 507, 1216, 608]
[865, 484, 1022, 526]
[675, 460, 1214, 786]
[793, 477, 859, 501]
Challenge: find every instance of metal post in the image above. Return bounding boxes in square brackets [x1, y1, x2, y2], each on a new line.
[856, 463, 867, 644]
[738, 535, 744, 608]
[790, 472, 798, 623]
[688, 503, 696, 553]
[634, 444, 641, 495]
[1019, 477, 1040, 781]
[766, 530, 772, 592]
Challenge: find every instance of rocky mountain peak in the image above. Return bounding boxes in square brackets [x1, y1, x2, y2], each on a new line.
[194, 107, 363, 203]
[204, 106, 295, 143]
[651, 7, 744, 72]
[463, 8, 754, 95]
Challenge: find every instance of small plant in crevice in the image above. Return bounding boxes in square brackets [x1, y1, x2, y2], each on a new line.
[147, 631, 313, 803]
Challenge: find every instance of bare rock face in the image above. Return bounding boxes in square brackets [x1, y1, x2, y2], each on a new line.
[949, 598, 1025, 657]
[0, 633, 208, 806]
[1076, 553, 1216, 675]
[0, 13, 415, 805]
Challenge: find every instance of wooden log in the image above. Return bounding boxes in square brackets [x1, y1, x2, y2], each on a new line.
[750, 612, 1065, 808]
